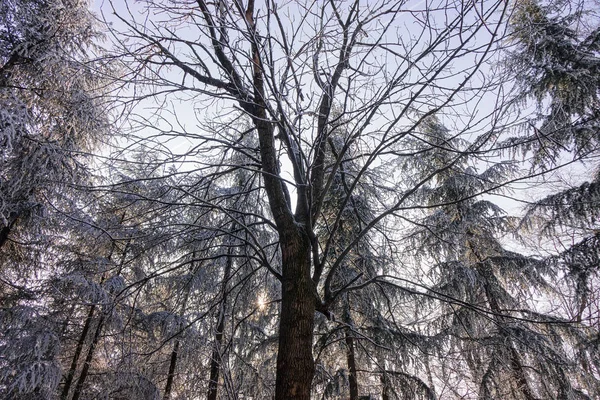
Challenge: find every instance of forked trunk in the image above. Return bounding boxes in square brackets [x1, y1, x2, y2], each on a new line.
[71, 314, 105, 400]
[61, 304, 96, 400]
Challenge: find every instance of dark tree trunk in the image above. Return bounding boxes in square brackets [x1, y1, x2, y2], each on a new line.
[164, 253, 197, 400]
[206, 318, 224, 400]
[343, 304, 359, 400]
[345, 330, 359, 400]
[61, 304, 96, 400]
[274, 232, 316, 400]
[207, 252, 232, 400]
[71, 314, 105, 400]
[163, 338, 180, 400]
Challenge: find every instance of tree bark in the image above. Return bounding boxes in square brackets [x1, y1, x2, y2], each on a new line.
[193, 3, 319, 398]
[275, 231, 316, 400]
[163, 338, 180, 400]
[71, 313, 105, 400]
[61, 304, 96, 400]
[343, 304, 359, 400]
[207, 252, 232, 400]
[345, 329, 359, 400]
[164, 253, 198, 400]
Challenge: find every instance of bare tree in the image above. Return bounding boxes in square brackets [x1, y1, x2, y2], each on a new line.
[103, 0, 515, 397]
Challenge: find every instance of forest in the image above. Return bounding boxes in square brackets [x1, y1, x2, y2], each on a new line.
[1, 0, 599, 399]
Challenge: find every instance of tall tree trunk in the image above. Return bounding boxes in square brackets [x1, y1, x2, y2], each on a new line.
[71, 313, 105, 400]
[207, 252, 232, 400]
[481, 268, 536, 400]
[275, 232, 316, 400]
[163, 338, 180, 400]
[345, 330, 359, 400]
[70, 234, 129, 400]
[61, 304, 97, 400]
[343, 303, 359, 400]
[164, 254, 198, 400]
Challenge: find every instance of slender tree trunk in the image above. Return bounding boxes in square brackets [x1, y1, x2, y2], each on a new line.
[61, 304, 97, 400]
[207, 252, 232, 400]
[71, 313, 105, 400]
[345, 330, 359, 400]
[164, 254, 198, 400]
[163, 296, 189, 400]
[576, 275, 588, 324]
[206, 314, 225, 400]
[482, 269, 536, 400]
[275, 232, 316, 400]
[163, 338, 180, 400]
[343, 303, 359, 400]
[70, 234, 129, 400]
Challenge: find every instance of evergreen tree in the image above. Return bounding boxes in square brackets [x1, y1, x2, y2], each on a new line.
[0, 1, 111, 398]
[412, 116, 599, 399]
[506, 0, 600, 166]
[507, 3, 600, 394]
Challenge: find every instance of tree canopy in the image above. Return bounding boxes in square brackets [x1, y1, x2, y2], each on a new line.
[1, 0, 599, 399]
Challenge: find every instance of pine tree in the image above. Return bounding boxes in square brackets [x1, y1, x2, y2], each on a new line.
[507, 3, 600, 395]
[0, 1, 111, 398]
[412, 116, 599, 399]
[506, 0, 600, 166]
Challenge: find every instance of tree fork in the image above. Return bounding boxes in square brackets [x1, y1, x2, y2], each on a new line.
[61, 304, 96, 400]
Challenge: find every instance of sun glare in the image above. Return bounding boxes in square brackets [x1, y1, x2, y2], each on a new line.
[257, 292, 268, 311]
